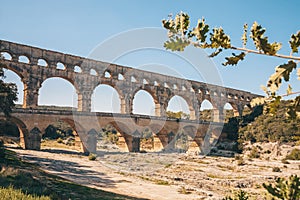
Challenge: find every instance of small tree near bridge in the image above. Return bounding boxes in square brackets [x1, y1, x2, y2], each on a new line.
[0, 58, 18, 117]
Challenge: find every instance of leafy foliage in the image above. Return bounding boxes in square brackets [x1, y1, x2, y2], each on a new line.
[263, 175, 300, 200]
[98, 124, 119, 144]
[0, 186, 50, 200]
[166, 111, 190, 119]
[162, 12, 300, 116]
[164, 36, 190, 51]
[209, 27, 231, 49]
[250, 21, 282, 55]
[0, 65, 18, 117]
[241, 24, 248, 47]
[190, 18, 209, 42]
[42, 122, 74, 140]
[285, 149, 300, 160]
[267, 61, 297, 93]
[239, 100, 300, 144]
[222, 52, 246, 66]
[223, 190, 249, 200]
[289, 31, 300, 53]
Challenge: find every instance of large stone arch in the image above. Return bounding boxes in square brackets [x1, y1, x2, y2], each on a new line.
[91, 83, 123, 113]
[0, 116, 29, 149]
[166, 94, 196, 119]
[131, 88, 158, 116]
[38, 76, 79, 108]
[40, 75, 80, 93]
[39, 116, 88, 153]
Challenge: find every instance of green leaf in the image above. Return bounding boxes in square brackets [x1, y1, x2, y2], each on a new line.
[208, 48, 222, 57]
[250, 22, 282, 55]
[210, 27, 231, 49]
[287, 84, 292, 95]
[268, 96, 281, 115]
[241, 23, 248, 47]
[174, 12, 190, 34]
[267, 60, 297, 93]
[222, 52, 246, 66]
[164, 36, 190, 51]
[289, 31, 300, 53]
[190, 18, 209, 42]
[250, 97, 266, 107]
[287, 96, 299, 119]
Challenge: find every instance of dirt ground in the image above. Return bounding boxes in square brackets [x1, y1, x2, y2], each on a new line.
[8, 142, 300, 200]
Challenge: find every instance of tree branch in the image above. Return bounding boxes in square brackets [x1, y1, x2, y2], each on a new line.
[231, 46, 300, 61]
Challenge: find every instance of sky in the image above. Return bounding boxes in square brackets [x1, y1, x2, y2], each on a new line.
[1, 0, 300, 115]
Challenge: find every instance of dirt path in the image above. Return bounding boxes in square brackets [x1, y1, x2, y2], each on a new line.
[11, 148, 202, 200]
[9, 143, 300, 199]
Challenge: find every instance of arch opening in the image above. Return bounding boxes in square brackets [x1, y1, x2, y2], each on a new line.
[132, 90, 155, 116]
[90, 69, 97, 76]
[56, 62, 65, 70]
[118, 73, 124, 80]
[38, 59, 48, 67]
[91, 84, 121, 113]
[0, 119, 21, 147]
[41, 119, 84, 152]
[39, 77, 78, 108]
[200, 99, 214, 121]
[1, 52, 12, 60]
[242, 104, 252, 116]
[74, 66, 82, 73]
[167, 95, 190, 119]
[223, 102, 234, 122]
[0, 117, 28, 149]
[104, 71, 111, 78]
[18, 55, 30, 64]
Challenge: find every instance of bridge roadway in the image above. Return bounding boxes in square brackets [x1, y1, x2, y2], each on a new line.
[3, 107, 224, 153]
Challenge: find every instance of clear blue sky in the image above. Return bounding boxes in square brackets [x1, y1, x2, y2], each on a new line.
[1, 1, 300, 114]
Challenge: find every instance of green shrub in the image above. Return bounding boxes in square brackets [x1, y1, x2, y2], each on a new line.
[155, 180, 169, 185]
[234, 154, 242, 161]
[237, 159, 245, 166]
[88, 153, 97, 161]
[285, 149, 300, 160]
[56, 138, 63, 144]
[264, 150, 272, 154]
[249, 147, 260, 158]
[263, 175, 300, 200]
[223, 190, 249, 200]
[281, 159, 290, 164]
[0, 186, 50, 200]
[272, 167, 281, 172]
[177, 186, 191, 194]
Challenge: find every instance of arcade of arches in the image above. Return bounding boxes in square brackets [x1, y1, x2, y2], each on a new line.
[0, 40, 261, 153]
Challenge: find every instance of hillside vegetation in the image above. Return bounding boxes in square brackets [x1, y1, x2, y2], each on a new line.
[238, 100, 300, 144]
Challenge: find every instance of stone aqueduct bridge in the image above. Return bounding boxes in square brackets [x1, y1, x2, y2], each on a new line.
[0, 40, 261, 153]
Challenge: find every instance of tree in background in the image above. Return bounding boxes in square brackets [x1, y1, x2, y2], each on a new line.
[0, 59, 18, 117]
[162, 12, 300, 117]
